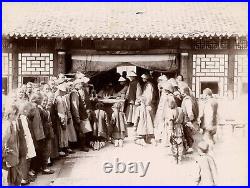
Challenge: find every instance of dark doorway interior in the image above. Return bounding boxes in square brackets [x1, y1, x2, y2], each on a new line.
[200, 81, 219, 94]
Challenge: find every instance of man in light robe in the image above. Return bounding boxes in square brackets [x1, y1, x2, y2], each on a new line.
[125, 71, 142, 127]
[141, 74, 157, 119]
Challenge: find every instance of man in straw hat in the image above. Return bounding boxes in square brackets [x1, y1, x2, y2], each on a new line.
[70, 77, 91, 152]
[125, 71, 142, 127]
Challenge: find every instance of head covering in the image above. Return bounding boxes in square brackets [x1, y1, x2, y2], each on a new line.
[198, 141, 209, 153]
[50, 76, 57, 81]
[17, 86, 26, 93]
[118, 77, 126, 82]
[26, 82, 33, 88]
[56, 74, 67, 85]
[169, 78, 178, 87]
[141, 74, 150, 79]
[158, 75, 168, 82]
[30, 93, 42, 103]
[57, 83, 67, 92]
[203, 88, 213, 96]
[75, 71, 90, 83]
[162, 82, 174, 93]
[127, 71, 137, 77]
[74, 71, 90, 83]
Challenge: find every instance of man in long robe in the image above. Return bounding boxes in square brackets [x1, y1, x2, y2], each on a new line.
[125, 71, 142, 126]
[141, 74, 157, 119]
[70, 79, 91, 152]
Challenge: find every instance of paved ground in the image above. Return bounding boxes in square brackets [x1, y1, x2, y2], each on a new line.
[2, 126, 248, 186]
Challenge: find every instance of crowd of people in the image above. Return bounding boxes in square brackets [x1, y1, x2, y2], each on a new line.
[2, 71, 219, 186]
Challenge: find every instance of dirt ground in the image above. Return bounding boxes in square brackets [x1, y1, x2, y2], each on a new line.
[2, 126, 246, 186]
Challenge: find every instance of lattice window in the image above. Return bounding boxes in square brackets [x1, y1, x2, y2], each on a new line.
[192, 54, 228, 98]
[235, 38, 248, 50]
[18, 53, 54, 87]
[2, 53, 13, 94]
[234, 55, 248, 98]
[193, 38, 228, 50]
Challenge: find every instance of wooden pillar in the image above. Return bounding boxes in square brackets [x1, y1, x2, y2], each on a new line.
[180, 52, 193, 88]
[57, 51, 66, 74]
[55, 39, 66, 75]
[12, 40, 18, 89]
[228, 38, 236, 97]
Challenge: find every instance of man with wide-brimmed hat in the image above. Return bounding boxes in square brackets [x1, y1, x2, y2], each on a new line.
[125, 71, 142, 127]
[70, 75, 92, 152]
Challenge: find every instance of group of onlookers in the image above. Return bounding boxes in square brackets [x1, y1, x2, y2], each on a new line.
[2, 70, 220, 186]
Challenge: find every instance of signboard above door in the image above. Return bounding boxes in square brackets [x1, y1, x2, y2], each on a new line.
[94, 39, 149, 51]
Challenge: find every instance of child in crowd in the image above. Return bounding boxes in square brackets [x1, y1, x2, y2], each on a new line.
[166, 96, 185, 164]
[90, 102, 109, 150]
[194, 141, 218, 186]
[110, 102, 127, 147]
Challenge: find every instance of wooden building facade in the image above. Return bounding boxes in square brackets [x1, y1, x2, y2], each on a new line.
[2, 3, 248, 98]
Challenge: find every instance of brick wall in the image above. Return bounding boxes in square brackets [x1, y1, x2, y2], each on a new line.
[192, 54, 228, 98]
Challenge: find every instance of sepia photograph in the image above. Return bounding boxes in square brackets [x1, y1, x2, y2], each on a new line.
[2, 2, 248, 186]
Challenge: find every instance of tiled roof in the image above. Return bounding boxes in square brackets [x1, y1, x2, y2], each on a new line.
[2, 2, 248, 39]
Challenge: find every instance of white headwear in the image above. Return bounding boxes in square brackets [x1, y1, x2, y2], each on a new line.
[118, 77, 126, 82]
[57, 83, 67, 92]
[141, 74, 150, 79]
[158, 75, 168, 82]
